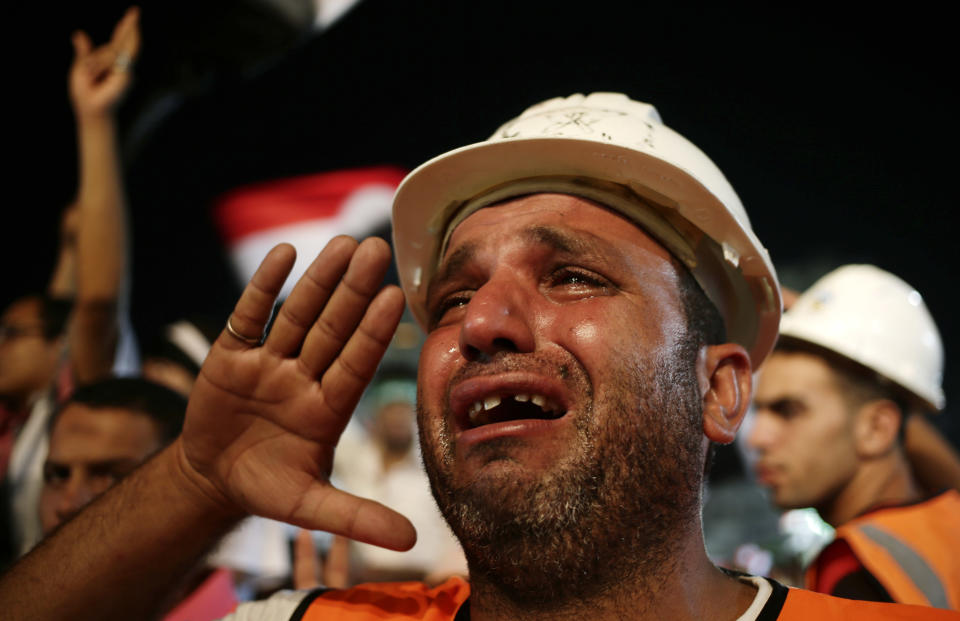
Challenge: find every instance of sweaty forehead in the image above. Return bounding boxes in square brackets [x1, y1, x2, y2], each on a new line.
[441, 193, 673, 264]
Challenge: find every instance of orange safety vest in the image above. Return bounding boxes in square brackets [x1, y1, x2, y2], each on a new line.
[806, 490, 960, 610]
[295, 576, 957, 620]
[296, 577, 469, 620]
[777, 587, 959, 620]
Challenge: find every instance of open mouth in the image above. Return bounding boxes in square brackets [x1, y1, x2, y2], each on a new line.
[465, 393, 566, 428]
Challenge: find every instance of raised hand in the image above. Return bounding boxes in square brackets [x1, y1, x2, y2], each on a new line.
[175, 237, 416, 552]
[69, 7, 140, 118]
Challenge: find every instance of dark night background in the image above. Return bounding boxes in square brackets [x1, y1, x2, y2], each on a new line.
[5, 1, 957, 445]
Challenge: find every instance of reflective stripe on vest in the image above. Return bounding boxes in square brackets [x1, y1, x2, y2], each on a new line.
[832, 491, 960, 610]
[855, 524, 949, 610]
[777, 587, 960, 620]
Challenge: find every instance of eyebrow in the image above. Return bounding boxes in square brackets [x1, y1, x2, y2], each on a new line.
[754, 395, 804, 410]
[524, 225, 608, 259]
[428, 224, 624, 300]
[428, 240, 480, 303]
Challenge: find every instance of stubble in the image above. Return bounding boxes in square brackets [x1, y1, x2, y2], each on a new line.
[418, 337, 705, 609]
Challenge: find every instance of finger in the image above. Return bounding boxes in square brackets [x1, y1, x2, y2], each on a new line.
[221, 244, 296, 351]
[322, 535, 350, 589]
[292, 529, 321, 590]
[111, 7, 141, 53]
[299, 237, 393, 378]
[276, 286, 402, 445]
[71, 31, 92, 61]
[264, 236, 357, 357]
[294, 484, 416, 552]
[317, 286, 405, 423]
[115, 7, 141, 62]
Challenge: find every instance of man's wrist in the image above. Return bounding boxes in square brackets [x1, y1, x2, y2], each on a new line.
[73, 107, 118, 131]
[166, 439, 248, 526]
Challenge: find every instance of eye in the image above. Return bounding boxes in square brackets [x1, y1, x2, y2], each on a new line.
[429, 291, 473, 328]
[770, 399, 805, 419]
[43, 463, 70, 486]
[546, 267, 613, 296]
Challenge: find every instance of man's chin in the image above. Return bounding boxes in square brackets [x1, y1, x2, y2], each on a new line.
[456, 466, 558, 520]
[770, 489, 810, 512]
[458, 449, 567, 487]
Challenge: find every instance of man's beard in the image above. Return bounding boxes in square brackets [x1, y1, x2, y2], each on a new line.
[418, 339, 705, 608]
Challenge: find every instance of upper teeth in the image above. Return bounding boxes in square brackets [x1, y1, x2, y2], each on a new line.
[468, 393, 559, 423]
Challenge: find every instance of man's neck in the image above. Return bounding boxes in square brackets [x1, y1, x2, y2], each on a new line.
[465, 533, 758, 621]
[820, 450, 921, 526]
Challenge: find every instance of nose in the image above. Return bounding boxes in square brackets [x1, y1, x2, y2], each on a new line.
[458, 273, 536, 361]
[745, 409, 776, 452]
[56, 475, 96, 524]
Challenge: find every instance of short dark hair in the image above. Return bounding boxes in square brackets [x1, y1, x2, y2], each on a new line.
[61, 377, 187, 445]
[676, 265, 726, 348]
[673, 264, 726, 478]
[775, 338, 915, 439]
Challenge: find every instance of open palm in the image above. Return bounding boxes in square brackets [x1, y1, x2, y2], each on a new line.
[179, 237, 416, 551]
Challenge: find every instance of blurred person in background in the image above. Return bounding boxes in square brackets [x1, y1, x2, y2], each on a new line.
[0, 296, 73, 476]
[39, 376, 237, 620]
[333, 374, 466, 585]
[749, 265, 960, 608]
[40, 378, 183, 535]
[1, 7, 140, 564]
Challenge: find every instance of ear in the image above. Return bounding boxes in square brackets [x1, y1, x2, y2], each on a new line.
[698, 343, 752, 444]
[853, 400, 902, 458]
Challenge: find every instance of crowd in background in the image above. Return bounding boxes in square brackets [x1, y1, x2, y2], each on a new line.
[0, 9, 466, 618]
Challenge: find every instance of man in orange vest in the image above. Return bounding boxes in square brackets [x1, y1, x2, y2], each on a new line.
[750, 265, 960, 609]
[0, 94, 954, 620]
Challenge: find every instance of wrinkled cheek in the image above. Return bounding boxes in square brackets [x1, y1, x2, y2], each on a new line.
[417, 331, 461, 460]
[565, 317, 612, 383]
[418, 332, 460, 411]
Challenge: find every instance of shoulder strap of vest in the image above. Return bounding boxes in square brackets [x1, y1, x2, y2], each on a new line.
[289, 588, 330, 621]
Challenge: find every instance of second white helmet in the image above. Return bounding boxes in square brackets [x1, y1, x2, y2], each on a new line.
[779, 264, 944, 411]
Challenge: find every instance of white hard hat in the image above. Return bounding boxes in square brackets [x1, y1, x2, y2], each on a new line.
[779, 264, 945, 411]
[392, 92, 781, 366]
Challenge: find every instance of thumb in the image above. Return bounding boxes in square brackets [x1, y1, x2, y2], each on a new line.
[291, 484, 417, 552]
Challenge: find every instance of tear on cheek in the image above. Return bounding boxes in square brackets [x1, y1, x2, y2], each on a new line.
[570, 322, 598, 342]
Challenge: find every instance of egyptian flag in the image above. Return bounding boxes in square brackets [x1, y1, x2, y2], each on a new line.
[214, 166, 407, 298]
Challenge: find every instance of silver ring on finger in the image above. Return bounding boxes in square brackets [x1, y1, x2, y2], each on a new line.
[113, 51, 132, 72]
[225, 317, 262, 346]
